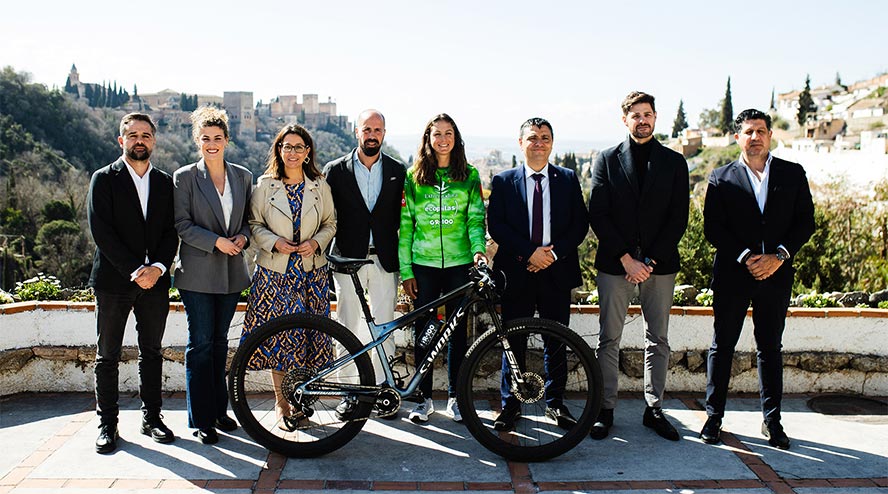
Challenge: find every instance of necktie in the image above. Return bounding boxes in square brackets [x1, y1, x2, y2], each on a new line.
[531, 173, 544, 246]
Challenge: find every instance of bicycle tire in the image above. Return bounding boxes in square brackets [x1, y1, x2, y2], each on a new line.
[456, 317, 602, 461]
[228, 313, 375, 457]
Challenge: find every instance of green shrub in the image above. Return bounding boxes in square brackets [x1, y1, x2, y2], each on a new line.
[586, 291, 599, 305]
[879, 301, 888, 309]
[14, 273, 62, 301]
[240, 287, 251, 302]
[696, 288, 714, 307]
[0, 290, 13, 304]
[67, 288, 95, 302]
[169, 288, 181, 302]
[796, 291, 839, 308]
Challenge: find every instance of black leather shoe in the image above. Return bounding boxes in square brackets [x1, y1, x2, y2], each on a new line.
[590, 408, 613, 440]
[141, 413, 175, 444]
[193, 428, 218, 444]
[643, 406, 680, 441]
[493, 404, 521, 431]
[762, 420, 790, 450]
[545, 405, 578, 430]
[214, 415, 238, 432]
[700, 417, 722, 444]
[95, 424, 118, 454]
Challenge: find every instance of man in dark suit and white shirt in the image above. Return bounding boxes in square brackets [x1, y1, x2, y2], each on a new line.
[700, 109, 814, 449]
[87, 113, 178, 453]
[587, 91, 689, 441]
[323, 110, 406, 417]
[487, 117, 589, 431]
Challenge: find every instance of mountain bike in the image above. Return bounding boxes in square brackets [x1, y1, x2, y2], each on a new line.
[228, 254, 602, 461]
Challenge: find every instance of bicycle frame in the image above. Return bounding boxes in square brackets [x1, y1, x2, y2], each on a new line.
[294, 264, 509, 403]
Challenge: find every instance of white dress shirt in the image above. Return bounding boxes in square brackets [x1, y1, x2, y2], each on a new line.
[122, 157, 167, 279]
[736, 153, 787, 263]
[217, 171, 233, 232]
[524, 164, 556, 259]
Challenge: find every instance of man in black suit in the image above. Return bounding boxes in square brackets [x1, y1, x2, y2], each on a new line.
[700, 109, 814, 450]
[587, 91, 689, 441]
[87, 113, 178, 454]
[487, 117, 589, 431]
[323, 110, 406, 416]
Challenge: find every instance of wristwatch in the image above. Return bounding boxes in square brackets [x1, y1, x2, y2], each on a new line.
[776, 250, 790, 262]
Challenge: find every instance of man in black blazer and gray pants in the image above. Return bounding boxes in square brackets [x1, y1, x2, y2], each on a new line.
[87, 113, 178, 453]
[701, 109, 814, 449]
[588, 91, 689, 441]
[324, 110, 406, 410]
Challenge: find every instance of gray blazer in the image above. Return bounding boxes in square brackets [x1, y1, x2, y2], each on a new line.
[172, 160, 253, 294]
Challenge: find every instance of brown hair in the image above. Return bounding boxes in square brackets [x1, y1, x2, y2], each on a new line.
[621, 91, 656, 115]
[264, 124, 321, 180]
[190, 106, 230, 143]
[119, 113, 156, 136]
[412, 113, 468, 186]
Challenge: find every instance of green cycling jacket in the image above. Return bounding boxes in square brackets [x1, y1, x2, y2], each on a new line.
[399, 165, 487, 280]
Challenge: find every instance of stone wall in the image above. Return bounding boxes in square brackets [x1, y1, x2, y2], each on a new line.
[1, 302, 886, 396]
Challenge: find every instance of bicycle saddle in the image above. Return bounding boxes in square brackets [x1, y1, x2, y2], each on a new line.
[326, 254, 374, 274]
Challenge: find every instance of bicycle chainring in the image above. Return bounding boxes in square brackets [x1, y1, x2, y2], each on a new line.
[374, 388, 401, 417]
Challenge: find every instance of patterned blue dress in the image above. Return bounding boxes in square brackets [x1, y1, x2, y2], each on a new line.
[241, 182, 332, 371]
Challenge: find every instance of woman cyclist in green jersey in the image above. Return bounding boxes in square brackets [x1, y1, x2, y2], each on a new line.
[399, 113, 487, 424]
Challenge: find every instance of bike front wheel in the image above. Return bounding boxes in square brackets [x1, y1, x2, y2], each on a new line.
[228, 313, 376, 457]
[456, 317, 602, 461]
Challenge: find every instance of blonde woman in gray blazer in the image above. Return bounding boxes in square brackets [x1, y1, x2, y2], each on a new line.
[173, 107, 252, 445]
[241, 124, 336, 431]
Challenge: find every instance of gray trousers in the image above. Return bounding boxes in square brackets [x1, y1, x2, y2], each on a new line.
[596, 272, 676, 409]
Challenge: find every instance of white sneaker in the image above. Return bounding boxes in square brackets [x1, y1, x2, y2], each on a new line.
[447, 397, 462, 422]
[409, 399, 434, 423]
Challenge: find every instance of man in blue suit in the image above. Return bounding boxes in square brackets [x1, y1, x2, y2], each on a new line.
[700, 109, 814, 449]
[487, 117, 589, 431]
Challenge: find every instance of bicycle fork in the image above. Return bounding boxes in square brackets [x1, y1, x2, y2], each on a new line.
[485, 303, 531, 398]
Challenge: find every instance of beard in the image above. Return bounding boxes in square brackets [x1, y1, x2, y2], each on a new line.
[360, 139, 381, 157]
[631, 125, 653, 140]
[125, 145, 151, 161]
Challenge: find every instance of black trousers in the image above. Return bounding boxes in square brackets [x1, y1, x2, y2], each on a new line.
[705, 277, 791, 422]
[94, 285, 169, 424]
[412, 263, 471, 399]
[499, 269, 571, 409]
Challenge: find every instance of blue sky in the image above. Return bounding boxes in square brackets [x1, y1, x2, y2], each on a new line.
[2, 0, 884, 146]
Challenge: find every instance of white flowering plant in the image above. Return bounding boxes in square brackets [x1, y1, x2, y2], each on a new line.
[14, 273, 62, 301]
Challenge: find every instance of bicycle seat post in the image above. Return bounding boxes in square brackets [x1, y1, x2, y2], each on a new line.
[349, 272, 375, 324]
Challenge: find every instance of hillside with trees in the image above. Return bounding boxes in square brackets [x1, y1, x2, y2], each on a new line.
[0, 66, 362, 291]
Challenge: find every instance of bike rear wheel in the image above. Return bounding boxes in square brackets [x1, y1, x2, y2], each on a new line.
[228, 313, 375, 457]
[456, 317, 602, 461]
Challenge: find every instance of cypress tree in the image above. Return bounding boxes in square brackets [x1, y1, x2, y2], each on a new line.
[719, 77, 733, 135]
[797, 74, 815, 126]
[84, 85, 94, 107]
[672, 99, 688, 138]
[770, 88, 776, 110]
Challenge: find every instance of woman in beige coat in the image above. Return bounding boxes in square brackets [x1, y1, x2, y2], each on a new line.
[241, 124, 336, 431]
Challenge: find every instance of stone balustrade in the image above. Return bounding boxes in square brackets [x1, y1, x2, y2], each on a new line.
[1, 302, 886, 396]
